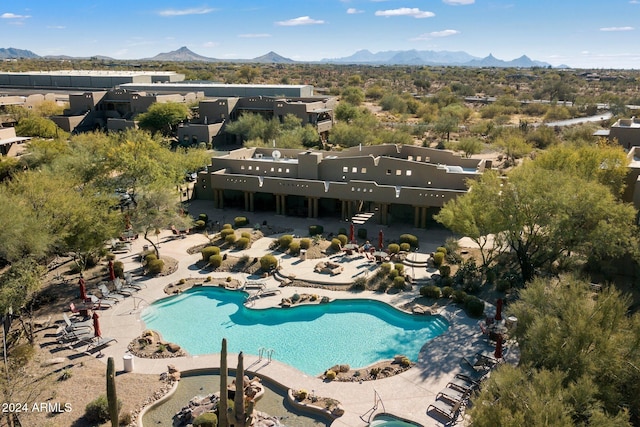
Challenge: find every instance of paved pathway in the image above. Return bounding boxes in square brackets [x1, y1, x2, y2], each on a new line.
[71, 203, 509, 427]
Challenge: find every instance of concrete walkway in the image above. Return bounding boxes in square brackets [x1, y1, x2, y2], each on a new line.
[73, 203, 507, 427]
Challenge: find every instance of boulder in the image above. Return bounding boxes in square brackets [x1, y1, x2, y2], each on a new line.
[167, 342, 181, 353]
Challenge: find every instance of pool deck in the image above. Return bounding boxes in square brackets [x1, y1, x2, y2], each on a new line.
[77, 202, 515, 427]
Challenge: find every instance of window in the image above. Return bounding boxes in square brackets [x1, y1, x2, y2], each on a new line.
[343, 166, 349, 173]
[285, 168, 290, 173]
[248, 166, 253, 170]
[278, 168, 282, 173]
[352, 167, 357, 173]
[416, 156, 422, 162]
[386, 169, 392, 175]
[406, 170, 412, 176]
[256, 166, 260, 171]
[361, 167, 367, 173]
[240, 165, 245, 170]
[396, 170, 401, 176]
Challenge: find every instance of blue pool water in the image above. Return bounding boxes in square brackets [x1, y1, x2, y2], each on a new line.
[141, 287, 449, 375]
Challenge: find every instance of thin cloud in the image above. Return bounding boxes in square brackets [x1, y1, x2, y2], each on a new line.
[47, 25, 66, 29]
[412, 29, 460, 40]
[1, 12, 31, 19]
[239, 33, 271, 38]
[347, 8, 363, 14]
[443, 0, 475, 4]
[275, 16, 325, 26]
[157, 7, 215, 17]
[375, 8, 435, 18]
[630, 0, 639, 4]
[600, 26, 634, 31]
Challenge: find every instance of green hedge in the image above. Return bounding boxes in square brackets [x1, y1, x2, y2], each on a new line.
[201, 246, 220, 261]
[393, 276, 406, 289]
[198, 213, 209, 223]
[309, 225, 323, 236]
[464, 295, 485, 318]
[234, 216, 249, 227]
[222, 223, 232, 230]
[433, 252, 444, 266]
[394, 263, 404, 275]
[209, 254, 223, 268]
[193, 412, 218, 427]
[279, 234, 294, 250]
[330, 238, 342, 251]
[399, 234, 419, 248]
[400, 242, 411, 252]
[260, 255, 277, 271]
[300, 238, 311, 249]
[220, 228, 235, 238]
[337, 234, 348, 246]
[147, 259, 164, 275]
[241, 231, 251, 239]
[420, 285, 441, 298]
[225, 234, 236, 245]
[289, 241, 301, 255]
[388, 243, 400, 254]
[236, 237, 250, 249]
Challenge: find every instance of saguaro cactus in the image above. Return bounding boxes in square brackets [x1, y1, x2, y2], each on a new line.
[219, 338, 229, 427]
[106, 356, 119, 427]
[234, 351, 246, 425]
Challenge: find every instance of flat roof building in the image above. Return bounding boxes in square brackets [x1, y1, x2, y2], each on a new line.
[120, 82, 314, 98]
[194, 144, 490, 228]
[0, 70, 185, 90]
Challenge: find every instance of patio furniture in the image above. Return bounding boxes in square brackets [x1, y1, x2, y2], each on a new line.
[98, 283, 125, 302]
[428, 399, 462, 423]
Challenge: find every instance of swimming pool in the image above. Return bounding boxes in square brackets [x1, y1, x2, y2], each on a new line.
[141, 287, 448, 375]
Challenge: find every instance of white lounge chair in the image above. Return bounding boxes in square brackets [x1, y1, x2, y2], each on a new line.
[428, 400, 462, 422]
[88, 294, 116, 309]
[85, 336, 118, 352]
[98, 283, 125, 302]
[57, 327, 94, 343]
[436, 386, 468, 404]
[62, 312, 92, 331]
[125, 273, 145, 290]
[113, 278, 135, 296]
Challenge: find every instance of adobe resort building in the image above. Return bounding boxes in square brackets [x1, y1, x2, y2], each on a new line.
[194, 144, 490, 228]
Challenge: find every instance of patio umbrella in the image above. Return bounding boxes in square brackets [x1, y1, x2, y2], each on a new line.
[79, 277, 87, 301]
[494, 334, 503, 359]
[92, 312, 102, 338]
[378, 230, 384, 249]
[108, 260, 115, 282]
[495, 298, 503, 321]
[349, 223, 355, 243]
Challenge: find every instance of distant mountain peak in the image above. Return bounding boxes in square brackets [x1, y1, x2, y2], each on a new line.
[0, 47, 39, 59]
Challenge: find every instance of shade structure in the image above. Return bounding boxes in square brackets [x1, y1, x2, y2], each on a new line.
[79, 277, 87, 301]
[108, 260, 115, 282]
[494, 334, 503, 359]
[349, 223, 355, 243]
[378, 230, 384, 249]
[92, 312, 101, 338]
[495, 298, 503, 321]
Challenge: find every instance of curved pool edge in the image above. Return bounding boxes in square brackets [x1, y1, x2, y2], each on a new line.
[136, 380, 180, 427]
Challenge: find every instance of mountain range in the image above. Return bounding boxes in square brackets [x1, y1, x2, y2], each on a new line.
[1, 46, 556, 68]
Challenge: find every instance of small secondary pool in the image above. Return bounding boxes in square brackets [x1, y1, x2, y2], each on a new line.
[142, 287, 448, 375]
[369, 413, 423, 426]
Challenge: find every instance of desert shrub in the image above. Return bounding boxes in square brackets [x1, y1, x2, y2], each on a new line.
[300, 238, 311, 249]
[198, 213, 209, 223]
[432, 252, 444, 266]
[119, 412, 132, 426]
[400, 356, 411, 367]
[330, 238, 342, 251]
[420, 285, 441, 298]
[452, 289, 467, 303]
[220, 228, 235, 238]
[337, 234, 348, 246]
[454, 259, 483, 293]
[309, 225, 324, 236]
[444, 237, 462, 264]
[464, 295, 485, 318]
[439, 265, 451, 278]
[436, 246, 447, 255]
[209, 254, 222, 268]
[388, 243, 400, 254]
[357, 228, 367, 239]
[85, 395, 121, 424]
[225, 234, 236, 245]
[325, 369, 337, 380]
[236, 237, 250, 249]
[393, 276, 406, 290]
[195, 220, 206, 230]
[380, 262, 392, 274]
[234, 216, 248, 227]
[144, 253, 157, 263]
[260, 255, 277, 271]
[352, 277, 367, 291]
[399, 234, 419, 248]
[338, 227, 347, 236]
[193, 412, 218, 427]
[147, 259, 164, 274]
[201, 246, 220, 261]
[241, 232, 251, 239]
[288, 241, 301, 255]
[394, 263, 404, 275]
[399, 243, 411, 252]
[222, 223, 232, 230]
[295, 389, 308, 400]
[291, 293, 301, 302]
[10, 343, 35, 367]
[389, 269, 399, 279]
[113, 261, 124, 278]
[377, 281, 389, 293]
[204, 276, 212, 282]
[279, 234, 294, 250]
[441, 286, 454, 298]
[106, 253, 116, 261]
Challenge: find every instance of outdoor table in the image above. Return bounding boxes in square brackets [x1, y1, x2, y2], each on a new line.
[343, 243, 359, 251]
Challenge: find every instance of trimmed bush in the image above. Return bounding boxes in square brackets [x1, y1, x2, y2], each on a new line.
[442, 286, 454, 298]
[288, 241, 301, 255]
[337, 234, 348, 246]
[389, 269, 399, 279]
[220, 228, 235, 238]
[325, 369, 337, 380]
[464, 295, 485, 318]
[452, 289, 468, 304]
[338, 227, 347, 236]
[380, 262, 392, 274]
[279, 234, 294, 250]
[144, 253, 157, 263]
[201, 246, 220, 261]
[420, 285, 441, 299]
[260, 255, 277, 271]
[394, 263, 404, 275]
[222, 223, 232, 230]
[357, 228, 367, 239]
[399, 234, 419, 248]
[195, 220, 206, 230]
[209, 254, 223, 269]
[234, 216, 249, 227]
[225, 234, 236, 245]
[436, 246, 448, 255]
[241, 231, 251, 239]
[393, 276, 406, 290]
[300, 238, 311, 249]
[330, 238, 342, 251]
[387, 243, 399, 254]
[113, 261, 124, 278]
[193, 412, 218, 427]
[399, 242, 411, 252]
[309, 225, 324, 236]
[198, 213, 209, 223]
[236, 237, 250, 249]
[147, 259, 164, 275]
[439, 265, 451, 278]
[433, 252, 444, 266]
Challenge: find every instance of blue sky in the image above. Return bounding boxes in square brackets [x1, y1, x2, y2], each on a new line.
[1, 1, 639, 68]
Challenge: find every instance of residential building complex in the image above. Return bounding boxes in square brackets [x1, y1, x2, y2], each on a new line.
[0, 70, 184, 90]
[608, 117, 640, 149]
[194, 144, 490, 227]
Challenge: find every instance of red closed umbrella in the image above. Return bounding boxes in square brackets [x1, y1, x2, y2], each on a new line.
[108, 260, 115, 282]
[495, 298, 503, 321]
[92, 312, 102, 338]
[79, 277, 87, 301]
[378, 230, 384, 249]
[494, 334, 503, 359]
[349, 223, 355, 243]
